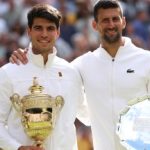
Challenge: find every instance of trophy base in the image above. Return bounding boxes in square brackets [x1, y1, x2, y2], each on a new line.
[24, 121, 53, 143]
[34, 140, 43, 147]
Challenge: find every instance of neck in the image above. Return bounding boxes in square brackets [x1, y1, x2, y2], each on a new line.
[32, 51, 50, 65]
[32, 48, 53, 65]
[42, 53, 48, 65]
[101, 38, 125, 57]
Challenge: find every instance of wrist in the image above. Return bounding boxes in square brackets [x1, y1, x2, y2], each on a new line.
[18, 146, 23, 150]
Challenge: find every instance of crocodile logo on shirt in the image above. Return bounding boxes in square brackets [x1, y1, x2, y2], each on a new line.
[127, 69, 134, 73]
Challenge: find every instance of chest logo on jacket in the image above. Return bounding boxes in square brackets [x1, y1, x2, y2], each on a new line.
[127, 69, 134, 73]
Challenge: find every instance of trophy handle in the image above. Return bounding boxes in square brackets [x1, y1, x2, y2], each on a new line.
[10, 93, 22, 113]
[49, 96, 64, 128]
[55, 96, 64, 107]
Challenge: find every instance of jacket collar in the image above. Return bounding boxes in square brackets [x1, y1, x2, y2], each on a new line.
[98, 37, 133, 59]
[27, 43, 57, 68]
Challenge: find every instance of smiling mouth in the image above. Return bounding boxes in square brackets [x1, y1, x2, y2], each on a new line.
[38, 40, 50, 43]
[107, 29, 116, 33]
[106, 31, 118, 37]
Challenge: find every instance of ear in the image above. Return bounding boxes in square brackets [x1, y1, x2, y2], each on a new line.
[122, 16, 126, 29]
[92, 20, 98, 31]
[56, 27, 60, 38]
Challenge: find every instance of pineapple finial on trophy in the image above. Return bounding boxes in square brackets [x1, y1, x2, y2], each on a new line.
[29, 77, 44, 94]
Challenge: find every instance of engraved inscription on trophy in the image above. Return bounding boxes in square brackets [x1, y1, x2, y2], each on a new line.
[10, 77, 64, 147]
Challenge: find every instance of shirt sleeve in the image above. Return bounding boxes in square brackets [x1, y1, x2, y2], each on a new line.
[76, 85, 91, 126]
[71, 60, 91, 126]
[0, 68, 21, 150]
[147, 66, 150, 94]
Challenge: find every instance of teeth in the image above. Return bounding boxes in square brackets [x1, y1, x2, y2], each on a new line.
[107, 31, 116, 34]
[39, 41, 48, 43]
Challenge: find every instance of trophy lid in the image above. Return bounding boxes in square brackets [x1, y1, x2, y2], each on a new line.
[22, 77, 53, 109]
[29, 77, 43, 94]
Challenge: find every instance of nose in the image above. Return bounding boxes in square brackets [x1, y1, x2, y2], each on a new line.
[41, 29, 48, 38]
[108, 19, 115, 28]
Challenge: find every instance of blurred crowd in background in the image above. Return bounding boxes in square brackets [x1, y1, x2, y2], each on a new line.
[0, 0, 150, 150]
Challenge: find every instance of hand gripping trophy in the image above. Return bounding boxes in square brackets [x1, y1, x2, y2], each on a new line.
[10, 77, 64, 147]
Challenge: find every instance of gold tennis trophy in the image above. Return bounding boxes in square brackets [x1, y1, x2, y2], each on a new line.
[10, 77, 64, 147]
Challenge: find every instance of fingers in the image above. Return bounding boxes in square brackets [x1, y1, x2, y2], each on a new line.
[24, 48, 29, 53]
[14, 48, 28, 64]
[9, 48, 28, 65]
[9, 53, 20, 65]
[18, 145, 45, 150]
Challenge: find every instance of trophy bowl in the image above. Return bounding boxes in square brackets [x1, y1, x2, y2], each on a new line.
[10, 77, 64, 147]
[117, 96, 150, 150]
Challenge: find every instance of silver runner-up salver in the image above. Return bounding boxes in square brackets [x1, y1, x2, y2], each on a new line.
[10, 77, 64, 147]
[116, 95, 150, 150]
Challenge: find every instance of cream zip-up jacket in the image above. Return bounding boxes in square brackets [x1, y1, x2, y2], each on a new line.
[0, 46, 89, 150]
[72, 37, 150, 150]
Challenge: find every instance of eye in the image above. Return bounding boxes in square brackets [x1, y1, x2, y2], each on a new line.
[47, 26, 56, 31]
[33, 26, 42, 31]
[112, 17, 120, 22]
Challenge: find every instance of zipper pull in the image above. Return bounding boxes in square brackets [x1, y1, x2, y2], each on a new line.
[112, 58, 115, 62]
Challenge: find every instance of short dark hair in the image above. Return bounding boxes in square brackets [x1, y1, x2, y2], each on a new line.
[27, 4, 62, 29]
[93, 0, 123, 21]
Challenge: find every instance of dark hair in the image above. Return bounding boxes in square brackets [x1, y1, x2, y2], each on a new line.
[27, 4, 62, 29]
[93, 0, 123, 21]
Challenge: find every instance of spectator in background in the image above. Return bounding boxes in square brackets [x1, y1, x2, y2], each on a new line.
[54, 0, 78, 47]
[67, 32, 90, 62]
[75, 0, 99, 50]
[1, 0, 150, 66]
[124, 21, 146, 48]
[55, 37, 73, 59]
[131, 9, 150, 49]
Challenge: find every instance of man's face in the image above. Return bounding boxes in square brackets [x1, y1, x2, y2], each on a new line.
[27, 18, 60, 55]
[93, 8, 126, 43]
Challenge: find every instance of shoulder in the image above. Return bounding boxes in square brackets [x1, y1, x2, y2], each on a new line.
[0, 62, 31, 81]
[1, 63, 27, 73]
[0, 63, 16, 84]
[54, 56, 75, 71]
[131, 44, 150, 57]
[1, 63, 17, 73]
[124, 37, 150, 58]
[72, 51, 93, 63]
[71, 48, 99, 67]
